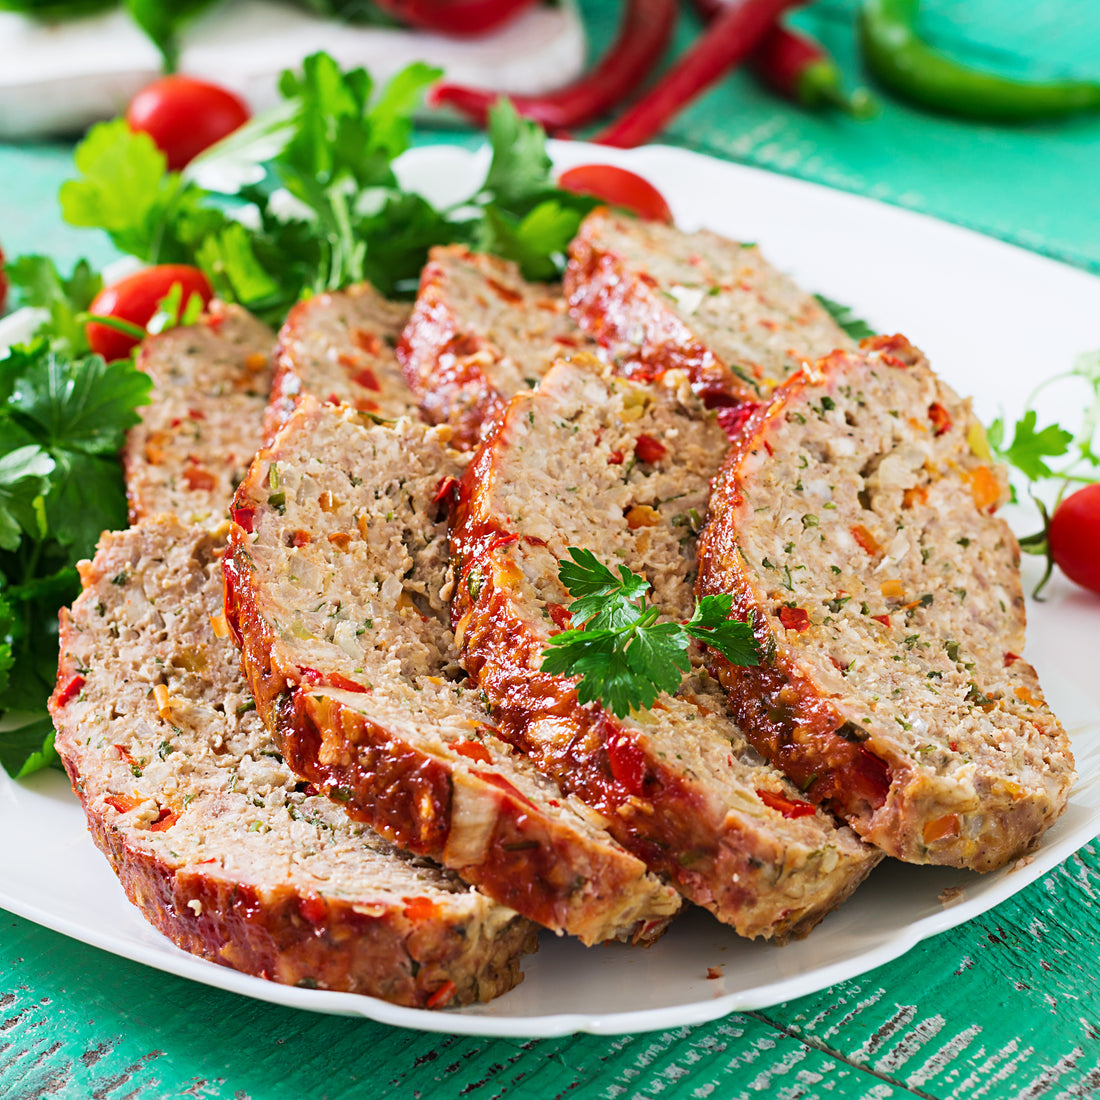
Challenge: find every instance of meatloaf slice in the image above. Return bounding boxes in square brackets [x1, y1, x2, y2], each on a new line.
[696, 335, 1075, 870]
[564, 208, 853, 405]
[397, 245, 598, 449]
[450, 355, 879, 941]
[49, 517, 538, 1007]
[265, 283, 417, 444]
[223, 398, 681, 945]
[123, 303, 274, 526]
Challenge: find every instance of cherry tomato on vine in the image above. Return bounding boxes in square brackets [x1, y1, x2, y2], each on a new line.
[86, 265, 213, 362]
[557, 164, 673, 223]
[126, 76, 250, 171]
[1048, 483, 1100, 595]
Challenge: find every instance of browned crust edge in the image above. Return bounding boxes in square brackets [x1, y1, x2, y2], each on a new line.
[222, 532, 678, 947]
[697, 336, 1073, 870]
[450, 401, 880, 942]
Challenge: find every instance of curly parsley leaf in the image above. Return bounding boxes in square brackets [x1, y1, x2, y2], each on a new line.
[540, 550, 757, 718]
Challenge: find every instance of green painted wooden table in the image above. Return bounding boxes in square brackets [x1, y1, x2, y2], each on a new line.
[3, 2, 1100, 1097]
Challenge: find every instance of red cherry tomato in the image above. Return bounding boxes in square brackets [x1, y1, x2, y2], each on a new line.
[0, 241, 7, 314]
[86, 265, 213, 362]
[1049, 483, 1100, 595]
[557, 164, 673, 223]
[126, 76, 250, 171]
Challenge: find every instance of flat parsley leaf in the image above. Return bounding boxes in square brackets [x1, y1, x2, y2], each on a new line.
[541, 549, 757, 717]
[988, 409, 1074, 482]
[5, 255, 102, 354]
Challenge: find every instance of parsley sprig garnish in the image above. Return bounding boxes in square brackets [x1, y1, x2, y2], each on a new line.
[540, 549, 758, 718]
[55, 55, 599, 326]
[988, 350, 1100, 595]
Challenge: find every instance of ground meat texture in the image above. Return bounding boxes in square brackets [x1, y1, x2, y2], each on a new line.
[49, 518, 538, 1008]
[450, 355, 879, 941]
[265, 283, 417, 444]
[696, 335, 1075, 870]
[123, 303, 274, 526]
[565, 209, 854, 406]
[224, 398, 681, 946]
[397, 245, 599, 449]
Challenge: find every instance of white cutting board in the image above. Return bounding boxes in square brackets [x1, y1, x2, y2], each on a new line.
[0, 0, 584, 138]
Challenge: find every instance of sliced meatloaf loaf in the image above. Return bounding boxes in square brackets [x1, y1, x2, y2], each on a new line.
[450, 355, 879, 941]
[49, 517, 537, 1007]
[397, 245, 598, 449]
[223, 398, 681, 945]
[265, 283, 418, 444]
[565, 208, 853, 406]
[123, 303, 274, 526]
[696, 335, 1075, 870]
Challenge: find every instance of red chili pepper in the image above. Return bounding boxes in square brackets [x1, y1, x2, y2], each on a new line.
[751, 21, 875, 117]
[594, 0, 800, 148]
[755, 788, 817, 818]
[371, 0, 538, 36]
[691, 1, 873, 117]
[429, 0, 676, 131]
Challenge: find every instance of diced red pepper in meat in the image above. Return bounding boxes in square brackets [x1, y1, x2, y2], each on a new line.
[870, 613, 891, 627]
[149, 807, 179, 832]
[634, 434, 667, 463]
[353, 367, 381, 392]
[850, 524, 881, 555]
[486, 532, 520, 554]
[778, 606, 811, 632]
[756, 788, 817, 818]
[452, 739, 493, 765]
[1004, 652, 1021, 666]
[547, 602, 573, 630]
[54, 674, 85, 707]
[403, 896, 442, 922]
[105, 793, 141, 814]
[231, 505, 255, 533]
[183, 465, 217, 492]
[432, 476, 459, 506]
[927, 402, 952, 436]
[606, 731, 647, 796]
[715, 401, 761, 441]
[426, 980, 457, 1009]
[607, 451, 625, 465]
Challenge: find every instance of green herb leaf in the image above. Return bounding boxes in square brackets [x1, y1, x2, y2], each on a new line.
[988, 409, 1074, 482]
[5, 255, 102, 354]
[685, 595, 760, 667]
[0, 714, 58, 780]
[124, 0, 219, 71]
[814, 293, 876, 340]
[541, 549, 756, 717]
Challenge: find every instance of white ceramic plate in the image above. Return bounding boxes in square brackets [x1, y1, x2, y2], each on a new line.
[1, 143, 1098, 1038]
[0, 0, 583, 138]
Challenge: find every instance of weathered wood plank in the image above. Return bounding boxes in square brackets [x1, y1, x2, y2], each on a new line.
[4, 845, 1098, 1099]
